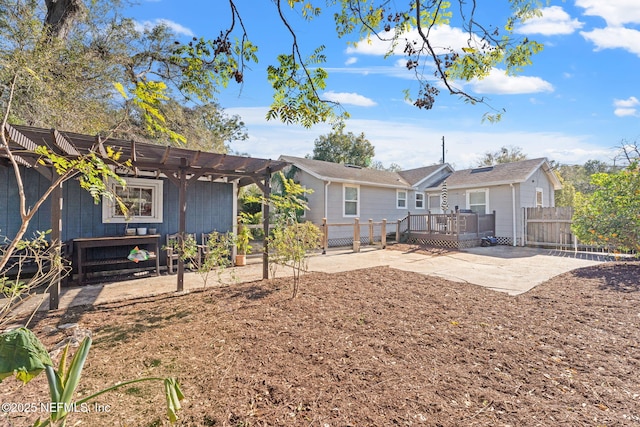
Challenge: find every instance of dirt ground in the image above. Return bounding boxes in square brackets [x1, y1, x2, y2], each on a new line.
[2, 252, 639, 426]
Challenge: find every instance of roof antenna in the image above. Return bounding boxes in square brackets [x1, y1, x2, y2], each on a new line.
[441, 136, 445, 164]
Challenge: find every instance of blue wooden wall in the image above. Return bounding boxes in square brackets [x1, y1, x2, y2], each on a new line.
[1, 166, 234, 247]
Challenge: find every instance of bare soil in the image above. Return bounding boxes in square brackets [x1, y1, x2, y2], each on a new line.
[2, 257, 639, 426]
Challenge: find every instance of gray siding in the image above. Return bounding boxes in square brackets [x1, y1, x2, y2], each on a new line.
[294, 170, 326, 224]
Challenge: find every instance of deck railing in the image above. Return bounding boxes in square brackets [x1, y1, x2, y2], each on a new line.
[396, 211, 496, 242]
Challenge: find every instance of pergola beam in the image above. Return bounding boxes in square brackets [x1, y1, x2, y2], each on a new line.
[1, 125, 289, 303]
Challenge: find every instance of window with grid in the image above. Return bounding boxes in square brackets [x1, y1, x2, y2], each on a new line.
[102, 177, 163, 223]
[467, 189, 488, 214]
[397, 190, 407, 209]
[343, 185, 359, 217]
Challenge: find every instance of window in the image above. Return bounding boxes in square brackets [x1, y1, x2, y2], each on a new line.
[396, 190, 407, 209]
[343, 185, 359, 217]
[428, 194, 441, 213]
[536, 187, 543, 207]
[102, 177, 163, 223]
[467, 189, 489, 214]
[415, 192, 425, 209]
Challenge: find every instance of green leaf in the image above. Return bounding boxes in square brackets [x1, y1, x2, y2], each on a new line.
[0, 327, 53, 384]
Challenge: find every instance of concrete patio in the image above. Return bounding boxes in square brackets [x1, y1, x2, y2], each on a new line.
[11, 245, 606, 315]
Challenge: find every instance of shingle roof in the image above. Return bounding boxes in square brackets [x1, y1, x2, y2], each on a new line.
[425, 158, 561, 190]
[279, 155, 412, 188]
[398, 164, 450, 186]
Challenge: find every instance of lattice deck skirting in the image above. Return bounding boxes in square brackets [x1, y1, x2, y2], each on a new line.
[327, 236, 383, 248]
[406, 237, 479, 249]
[406, 235, 512, 249]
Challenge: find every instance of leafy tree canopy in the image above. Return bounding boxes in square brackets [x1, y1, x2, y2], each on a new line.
[2, 0, 545, 144]
[310, 129, 375, 167]
[552, 160, 619, 195]
[477, 145, 527, 166]
[0, 0, 248, 151]
[572, 163, 640, 253]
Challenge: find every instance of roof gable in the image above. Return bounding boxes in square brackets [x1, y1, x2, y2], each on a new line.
[398, 164, 453, 186]
[425, 158, 561, 190]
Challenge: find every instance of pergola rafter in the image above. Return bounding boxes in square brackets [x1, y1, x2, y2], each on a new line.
[1, 124, 289, 308]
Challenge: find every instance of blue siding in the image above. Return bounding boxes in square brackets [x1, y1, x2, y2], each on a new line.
[1, 166, 234, 262]
[1, 166, 52, 239]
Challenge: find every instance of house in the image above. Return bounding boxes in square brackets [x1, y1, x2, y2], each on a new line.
[423, 158, 561, 246]
[278, 155, 453, 242]
[1, 125, 287, 307]
[278, 155, 561, 247]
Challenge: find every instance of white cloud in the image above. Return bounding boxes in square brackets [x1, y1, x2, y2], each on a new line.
[576, 0, 640, 26]
[613, 96, 640, 117]
[468, 68, 554, 95]
[225, 107, 613, 169]
[614, 96, 640, 107]
[580, 26, 640, 56]
[322, 91, 377, 107]
[324, 62, 416, 80]
[345, 57, 358, 65]
[516, 6, 583, 35]
[345, 25, 483, 57]
[134, 19, 194, 37]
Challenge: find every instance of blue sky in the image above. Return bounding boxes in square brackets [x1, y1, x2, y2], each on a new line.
[129, 1, 640, 170]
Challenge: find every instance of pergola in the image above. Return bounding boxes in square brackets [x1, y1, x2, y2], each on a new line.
[1, 124, 289, 309]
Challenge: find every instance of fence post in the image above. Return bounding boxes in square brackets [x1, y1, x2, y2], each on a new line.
[322, 217, 328, 254]
[368, 219, 374, 245]
[381, 219, 387, 249]
[353, 218, 360, 252]
[396, 219, 400, 243]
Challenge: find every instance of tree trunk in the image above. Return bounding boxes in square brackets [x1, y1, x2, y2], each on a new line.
[44, 0, 86, 40]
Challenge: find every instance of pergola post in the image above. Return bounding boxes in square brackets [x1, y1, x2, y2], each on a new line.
[177, 157, 188, 292]
[262, 168, 271, 280]
[49, 174, 63, 310]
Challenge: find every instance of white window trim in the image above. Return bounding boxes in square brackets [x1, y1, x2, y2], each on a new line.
[102, 177, 164, 223]
[343, 184, 360, 217]
[396, 190, 407, 209]
[466, 188, 490, 214]
[536, 187, 544, 208]
[415, 192, 425, 210]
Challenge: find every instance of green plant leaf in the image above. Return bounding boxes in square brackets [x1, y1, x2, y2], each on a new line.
[0, 327, 53, 384]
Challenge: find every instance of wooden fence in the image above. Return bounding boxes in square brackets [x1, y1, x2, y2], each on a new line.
[320, 218, 388, 253]
[244, 219, 387, 254]
[524, 207, 574, 249]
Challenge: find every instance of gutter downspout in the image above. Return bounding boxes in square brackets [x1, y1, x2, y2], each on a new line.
[510, 183, 517, 246]
[324, 181, 331, 219]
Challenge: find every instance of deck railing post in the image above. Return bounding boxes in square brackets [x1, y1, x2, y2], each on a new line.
[396, 219, 401, 243]
[381, 219, 387, 249]
[368, 218, 374, 245]
[322, 217, 328, 254]
[353, 218, 360, 252]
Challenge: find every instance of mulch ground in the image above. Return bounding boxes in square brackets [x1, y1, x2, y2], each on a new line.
[2, 257, 639, 426]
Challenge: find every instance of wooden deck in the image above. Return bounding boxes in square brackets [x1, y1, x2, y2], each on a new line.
[397, 212, 495, 249]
